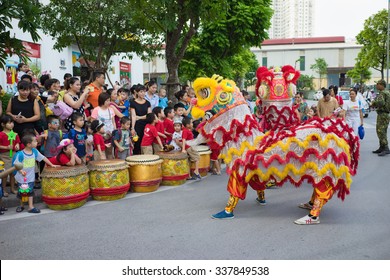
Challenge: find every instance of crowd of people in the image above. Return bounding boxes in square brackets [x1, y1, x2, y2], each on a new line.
[0, 64, 212, 215]
[1, 63, 389, 216]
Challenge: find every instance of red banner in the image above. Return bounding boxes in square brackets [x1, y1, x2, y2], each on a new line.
[22, 41, 41, 58]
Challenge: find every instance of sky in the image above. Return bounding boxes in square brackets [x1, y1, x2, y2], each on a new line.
[314, 0, 388, 39]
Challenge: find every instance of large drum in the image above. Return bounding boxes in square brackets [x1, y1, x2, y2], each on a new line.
[190, 145, 211, 177]
[126, 155, 162, 192]
[156, 152, 189, 186]
[41, 165, 90, 210]
[88, 159, 130, 201]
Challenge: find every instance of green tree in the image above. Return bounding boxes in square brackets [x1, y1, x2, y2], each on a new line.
[356, 9, 388, 79]
[143, 0, 272, 99]
[0, 0, 41, 68]
[179, 0, 271, 88]
[139, 0, 225, 99]
[297, 74, 314, 90]
[347, 59, 372, 84]
[310, 58, 328, 88]
[40, 0, 162, 83]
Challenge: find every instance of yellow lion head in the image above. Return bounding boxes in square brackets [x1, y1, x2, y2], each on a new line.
[191, 75, 245, 119]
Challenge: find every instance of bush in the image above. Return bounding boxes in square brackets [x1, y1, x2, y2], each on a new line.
[1, 93, 12, 114]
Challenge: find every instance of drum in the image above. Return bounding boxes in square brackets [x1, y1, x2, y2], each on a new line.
[126, 155, 162, 192]
[156, 152, 189, 186]
[190, 145, 212, 177]
[88, 159, 130, 201]
[41, 165, 90, 210]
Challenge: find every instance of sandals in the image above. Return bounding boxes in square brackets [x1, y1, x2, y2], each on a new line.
[28, 208, 41, 214]
[3, 192, 9, 197]
[16, 206, 40, 214]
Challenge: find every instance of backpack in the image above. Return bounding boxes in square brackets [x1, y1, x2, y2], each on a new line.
[11, 148, 39, 174]
[111, 129, 122, 149]
[40, 130, 63, 154]
[48, 101, 73, 120]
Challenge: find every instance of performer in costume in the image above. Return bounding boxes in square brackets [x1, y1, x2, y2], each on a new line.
[187, 66, 359, 225]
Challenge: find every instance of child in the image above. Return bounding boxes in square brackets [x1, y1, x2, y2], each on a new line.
[163, 107, 175, 144]
[158, 88, 169, 109]
[118, 88, 130, 117]
[187, 87, 196, 100]
[0, 161, 23, 215]
[112, 116, 132, 160]
[67, 112, 87, 162]
[173, 103, 185, 122]
[306, 108, 315, 119]
[0, 115, 21, 195]
[180, 117, 202, 180]
[152, 106, 167, 150]
[140, 113, 164, 155]
[85, 121, 94, 163]
[91, 120, 110, 161]
[41, 115, 63, 158]
[47, 139, 82, 166]
[14, 134, 59, 213]
[171, 119, 183, 151]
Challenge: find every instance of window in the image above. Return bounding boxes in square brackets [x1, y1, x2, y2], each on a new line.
[299, 56, 305, 71]
[262, 57, 268, 67]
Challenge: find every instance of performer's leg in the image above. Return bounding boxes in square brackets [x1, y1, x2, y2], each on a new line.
[212, 170, 247, 219]
[248, 175, 267, 205]
[309, 186, 334, 218]
[224, 195, 239, 213]
[295, 179, 334, 225]
[298, 190, 316, 210]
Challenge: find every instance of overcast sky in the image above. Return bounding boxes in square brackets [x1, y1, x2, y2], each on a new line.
[314, 0, 388, 39]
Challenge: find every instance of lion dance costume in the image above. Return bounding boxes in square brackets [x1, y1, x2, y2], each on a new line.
[189, 65, 359, 224]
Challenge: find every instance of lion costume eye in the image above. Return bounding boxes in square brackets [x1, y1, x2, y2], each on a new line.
[201, 88, 210, 99]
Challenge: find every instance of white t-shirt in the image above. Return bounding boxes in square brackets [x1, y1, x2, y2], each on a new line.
[171, 131, 182, 151]
[14, 149, 45, 183]
[343, 100, 362, 120]
[91, 107, 115, 133]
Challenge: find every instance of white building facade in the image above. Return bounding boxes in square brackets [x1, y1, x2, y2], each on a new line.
[251, 37, 380, 89]
[0, 20, 144, 92]
[269, 0, 315, 39]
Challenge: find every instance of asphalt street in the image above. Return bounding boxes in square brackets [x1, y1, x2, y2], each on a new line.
[0, 111, 389, 260]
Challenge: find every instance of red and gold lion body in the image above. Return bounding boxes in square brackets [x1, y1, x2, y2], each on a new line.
[189, 67, 359, 224]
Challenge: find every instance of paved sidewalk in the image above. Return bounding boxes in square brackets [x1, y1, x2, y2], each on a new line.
[2, 184, 42, 209]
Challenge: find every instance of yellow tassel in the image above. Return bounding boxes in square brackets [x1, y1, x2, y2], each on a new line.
[221, 133, 351, 164]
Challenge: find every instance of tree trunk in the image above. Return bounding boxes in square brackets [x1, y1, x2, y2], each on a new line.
[165, 54, 181, 103]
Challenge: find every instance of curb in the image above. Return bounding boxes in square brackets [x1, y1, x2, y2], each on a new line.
[2, 187, 42, 209]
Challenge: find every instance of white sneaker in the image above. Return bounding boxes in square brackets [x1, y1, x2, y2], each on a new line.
[294, 215, 320, 225]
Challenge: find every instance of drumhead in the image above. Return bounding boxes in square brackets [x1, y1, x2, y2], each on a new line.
[126, 155, 163, 165]
[156, 151, 188, 160]
[41, 165, 89, 178]
[88, 159, 128, 171]
[193, 145, 211, 154]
